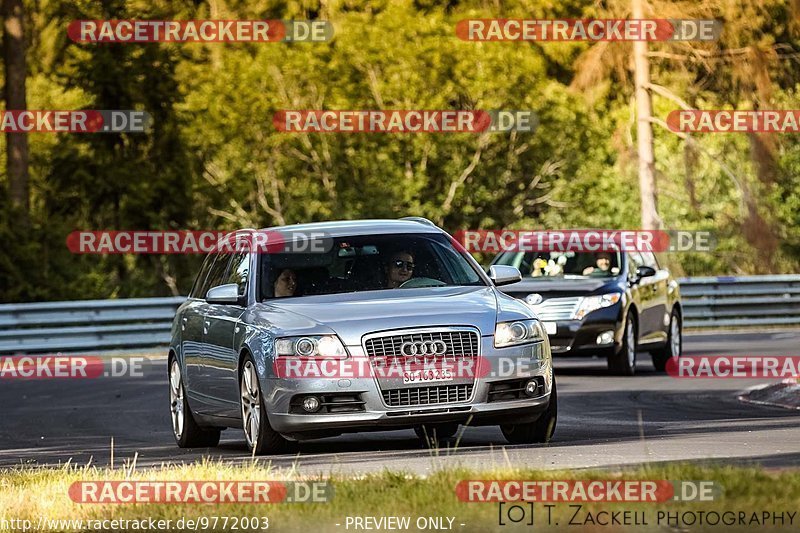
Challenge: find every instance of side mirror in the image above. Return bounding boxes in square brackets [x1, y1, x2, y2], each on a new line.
[489, 265, 522, 286]
[206, 283, 244, 305]
[635, 266, 657, 280]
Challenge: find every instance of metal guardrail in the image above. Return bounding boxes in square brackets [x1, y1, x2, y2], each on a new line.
[678, 275, 800, 329]
[0, 275, 799, 354]
[0, 297, 185, 354]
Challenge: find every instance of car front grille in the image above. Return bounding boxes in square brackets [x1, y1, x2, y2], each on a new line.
[382, 384, 473, 407]
[364, 329, 479, 359]
[528, 296, 582, 321]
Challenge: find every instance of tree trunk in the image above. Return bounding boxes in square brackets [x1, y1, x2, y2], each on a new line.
[2, 0, 29, 221]
[632, 0, 660, 230]
[682, 141, 700, 212]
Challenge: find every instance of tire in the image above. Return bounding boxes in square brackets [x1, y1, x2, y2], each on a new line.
[651, 308, 682, 372]
[608, 310, 637, 376]
[414, 423, 459, 446]
[169, 358, 221, 448]
[500, 378, 557, 445]
[240, 356, 292, 455]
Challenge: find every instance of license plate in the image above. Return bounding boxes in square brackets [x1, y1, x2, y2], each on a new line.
[543, 321, 557, 335]
[402, 368, 454, 385]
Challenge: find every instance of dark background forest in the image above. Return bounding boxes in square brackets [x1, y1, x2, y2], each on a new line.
[1, 0, 799, 302]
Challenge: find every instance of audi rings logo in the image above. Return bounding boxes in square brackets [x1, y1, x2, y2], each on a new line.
[400, 340, 448, 357]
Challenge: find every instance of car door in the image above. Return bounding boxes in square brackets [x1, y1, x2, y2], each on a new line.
[640, 251, 669, 344]
[186, 252, 232, 413]
[627, 251, 658, 339]
[182, 254, 215, 409]
[202, 249, 250, 418]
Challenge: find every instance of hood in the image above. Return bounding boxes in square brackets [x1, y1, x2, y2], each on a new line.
[247, 286, 502, 345]
[500, 276, 620, 299]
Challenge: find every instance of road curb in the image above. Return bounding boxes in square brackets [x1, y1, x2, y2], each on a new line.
[738, 380, 800, 410]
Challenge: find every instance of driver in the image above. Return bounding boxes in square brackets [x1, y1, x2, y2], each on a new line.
[385, 250, 415, 288]
[582, 252, 612, 275]
[273, 268, 297, 297]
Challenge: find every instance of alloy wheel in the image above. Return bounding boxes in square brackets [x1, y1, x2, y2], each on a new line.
[626, 320, 636, 368]
[670, 315, 681, 357]
[169, 360, 185, 440]
[241, 361, 261, 449]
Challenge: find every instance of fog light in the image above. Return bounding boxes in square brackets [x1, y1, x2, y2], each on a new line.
[302, 396, 321, 413]
[525, 380, 539, 397]
[596, 330, 615, 345]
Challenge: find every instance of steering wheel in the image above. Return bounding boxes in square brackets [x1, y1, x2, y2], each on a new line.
[399, 277, 447, 289]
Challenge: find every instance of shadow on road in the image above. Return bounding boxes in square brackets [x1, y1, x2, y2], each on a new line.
[2, 334, 800, 470]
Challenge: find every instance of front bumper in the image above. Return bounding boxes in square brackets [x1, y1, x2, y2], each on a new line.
[261, 336, 553, 438]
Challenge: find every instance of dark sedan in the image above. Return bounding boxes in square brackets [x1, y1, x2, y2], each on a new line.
[491, 249, 682, 375]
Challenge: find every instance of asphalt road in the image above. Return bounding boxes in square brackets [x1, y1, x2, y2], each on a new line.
[2, 331, 799, 474]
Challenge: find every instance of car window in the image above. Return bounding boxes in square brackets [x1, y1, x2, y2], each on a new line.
[640, 251, 659, 269]
[226, 251, 250, 296]
[259, 233, 485, 300]
[189, 253, 216, 299]
[494, 251, 620, 278]
[433, 239, 483, 285]
[627, 251, 644, 279]
[201, 253, 233, 298]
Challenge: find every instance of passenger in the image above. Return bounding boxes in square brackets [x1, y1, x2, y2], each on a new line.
[531, 256, 548, 277]
[385, 251, 415, 288]
[582, 252, 612, 275]
[273, 268, 297, 297]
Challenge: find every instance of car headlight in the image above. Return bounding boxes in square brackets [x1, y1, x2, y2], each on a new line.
[275, 335, 348, 358]
[494, 319, 546, 348]
[572, 293, 622, 320]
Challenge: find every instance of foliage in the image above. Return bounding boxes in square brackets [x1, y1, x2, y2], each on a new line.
[1, 0, 799, 301]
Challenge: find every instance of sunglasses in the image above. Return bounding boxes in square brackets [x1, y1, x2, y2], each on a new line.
[391, 260, 415, 271]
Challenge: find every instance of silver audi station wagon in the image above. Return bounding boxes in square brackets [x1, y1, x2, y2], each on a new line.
[168, 218, 556, 454]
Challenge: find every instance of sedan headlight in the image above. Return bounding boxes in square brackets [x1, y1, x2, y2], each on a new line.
[275, 335, 348, 358]
[494, 319, 546, 348]
[572, 293, 622, 320]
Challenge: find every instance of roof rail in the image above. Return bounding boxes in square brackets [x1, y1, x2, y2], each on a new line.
[399, 216, 438, 228]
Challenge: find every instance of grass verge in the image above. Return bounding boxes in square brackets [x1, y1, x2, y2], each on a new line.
[1, 460, 799, 532]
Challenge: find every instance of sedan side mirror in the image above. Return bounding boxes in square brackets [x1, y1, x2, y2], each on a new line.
[206, 283, 244, 305]
[489, 265, 522, 286]
[635, 265, 657, 279]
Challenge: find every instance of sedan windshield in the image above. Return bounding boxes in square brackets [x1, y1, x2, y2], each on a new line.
[260, 233, 485, 299]
[494, 251, 621, 279]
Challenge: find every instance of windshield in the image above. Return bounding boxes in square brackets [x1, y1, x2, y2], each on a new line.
[259, 233, 485, 299]
[494, 251, 622, 279]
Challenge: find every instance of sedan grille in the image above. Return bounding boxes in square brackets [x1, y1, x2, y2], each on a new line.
[364, 330, 479, 359]
[382, 384, 473, 407]
[528, 296, 582, 321]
